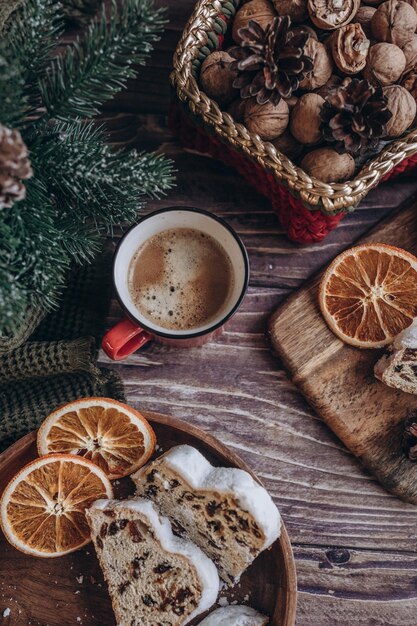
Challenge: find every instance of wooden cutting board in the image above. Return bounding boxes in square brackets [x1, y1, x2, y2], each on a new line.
[269, 202, 417, 504]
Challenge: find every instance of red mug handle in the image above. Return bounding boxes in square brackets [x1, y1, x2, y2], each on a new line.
[102, 317, 153, 361]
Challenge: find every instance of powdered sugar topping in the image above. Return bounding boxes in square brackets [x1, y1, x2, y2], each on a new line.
[159, 445, 281, 550]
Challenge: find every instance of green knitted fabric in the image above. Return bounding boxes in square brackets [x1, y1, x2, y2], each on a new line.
[0, 369, 124, 451]
[0, 337, 98, 382]
[0, 251, 125, 452]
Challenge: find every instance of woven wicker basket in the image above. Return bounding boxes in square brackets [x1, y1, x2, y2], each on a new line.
[170, 0, 417, 243]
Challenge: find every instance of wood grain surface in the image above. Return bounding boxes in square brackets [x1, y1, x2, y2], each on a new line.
[59, 2, 417, 624]
[0, 414, 296, 626]
[269, 204, 417, 504]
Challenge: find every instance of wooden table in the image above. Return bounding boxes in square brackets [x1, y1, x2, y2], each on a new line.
[98, 3, 417, 624]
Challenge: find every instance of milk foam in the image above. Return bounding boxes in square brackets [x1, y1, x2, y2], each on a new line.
[128, 228, 234, 331]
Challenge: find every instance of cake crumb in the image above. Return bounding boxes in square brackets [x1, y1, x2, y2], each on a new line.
[76, 576, 84, 584]
[3, 608, 11, 617]
[218, 597, 229, 607]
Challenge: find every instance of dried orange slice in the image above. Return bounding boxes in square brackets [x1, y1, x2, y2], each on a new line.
[0, 454, 112, 557]
[37, 398, 156, 480]
[319, 243, 417, 348]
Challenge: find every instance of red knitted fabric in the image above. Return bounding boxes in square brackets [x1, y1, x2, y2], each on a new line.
[169, 102, 417, 244]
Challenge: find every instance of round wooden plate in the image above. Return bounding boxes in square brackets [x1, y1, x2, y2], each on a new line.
[0, 411, 297, 626]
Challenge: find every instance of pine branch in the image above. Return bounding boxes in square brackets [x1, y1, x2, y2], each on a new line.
[61, 0, 101, 26]
[0, 43, 26, 127]
[5, 0, 64, 104]
[30, 120, 175, 234]
[0, 178, 71, 334]
[40, 0, 166, 121]
[0, 264, 29, 337]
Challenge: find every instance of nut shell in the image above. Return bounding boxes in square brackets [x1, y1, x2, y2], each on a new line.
[300, 148, 355, 182]
[364, 42, 406, 85]
[383, 84, 417, 135]
[271, 130, 304, 160]
[200, 51, 237, 107]
[371, 0, 417, 47]
[315, 74, 343, 98]
[308, 0, 360, 30]
[401, 35, 417, 73]
[232, 0, 277, 43]
[227, 98, 247, 122]
[329, 23, 370, 75]
[299, 38, 333, 89]
[290, 24, 318, 40]
[290, 93, 325, 144]
[273, 0, 308, 22]
[402, 71, 417, 100]
[355, 6, 377, 37]
[244, 98, 290, 139]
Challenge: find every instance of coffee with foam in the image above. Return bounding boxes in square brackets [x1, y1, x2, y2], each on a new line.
[128, 228, 234, 331]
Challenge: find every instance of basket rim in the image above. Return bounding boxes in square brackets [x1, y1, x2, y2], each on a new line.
[171, 0, 417, 214]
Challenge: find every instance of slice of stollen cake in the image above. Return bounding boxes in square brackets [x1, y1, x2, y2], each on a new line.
[132, 445, 281, 584]
[86, 498, 219, 626]
[375, 319, 417, 394]
[199, 605, 269, 625]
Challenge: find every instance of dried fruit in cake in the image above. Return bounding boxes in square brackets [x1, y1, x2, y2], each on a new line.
[199, 605, 269, 626]
[0, 454, 113, 557]
[132, 444, 281, 585]
[374, 318, 417, 393]
[86, 498, 219, 626]
[319, 243, 417, 348]
[37, 397, 156, 480]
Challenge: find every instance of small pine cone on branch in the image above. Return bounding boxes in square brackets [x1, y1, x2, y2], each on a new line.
[0, 124, 33, 209]
[320, 77, 393, 155]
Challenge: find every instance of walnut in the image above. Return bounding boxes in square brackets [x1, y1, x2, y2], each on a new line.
[383, 84, 417, 135]
[329, 23, 370, 74]
[402, 71, 417, 100]
[200, 51, 237, 107]
[271, 130, 304, 160]
[355, 5, 377, 37]
[273, 0, 308, 22]
[227, 98, 246, 122]
[290, 24, 318, 40]
[401, 35, 417, 73]
[362, 0, 384, 5]
[232, 0, 276, 43]
[364, 42, 406, 85]
[307, 0, 360, 30]
[299, 38, 333, 89]
[244, 98, 290, 139]
[300, 148, 355, 182]
[290, 93, 325, 144]
[314, 74, 343, 98]
[284, 95, 299, 110]
[371, 0, 417, 47]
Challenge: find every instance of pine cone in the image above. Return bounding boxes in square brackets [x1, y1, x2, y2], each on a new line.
[320, 77, 393, 155]
[0, 125, 32, 209]
[229, 16, 314, 105]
